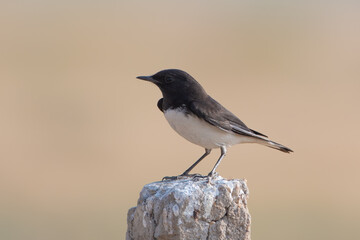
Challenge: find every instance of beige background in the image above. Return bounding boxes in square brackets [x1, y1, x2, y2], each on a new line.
[1, 1, 359, 239]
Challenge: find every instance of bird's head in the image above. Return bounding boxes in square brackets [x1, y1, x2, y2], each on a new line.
[137, 69, 206, 100]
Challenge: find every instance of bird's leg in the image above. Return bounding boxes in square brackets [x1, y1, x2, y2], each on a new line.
[162, 149, 211, 181]
[208, 146, 227, 177]
[181, 148, 211, 176]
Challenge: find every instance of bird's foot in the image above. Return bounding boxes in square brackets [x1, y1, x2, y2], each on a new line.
[162, 173, 207, 181]
[206, 171, 219, 182]
[162, 175, 181, 181]
[189, 172, 219, 183]
[191, 173, 209, 180]
[207, 171, 218, 177]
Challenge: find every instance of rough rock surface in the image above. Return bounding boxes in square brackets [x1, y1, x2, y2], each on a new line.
[126, 176, 251, 240]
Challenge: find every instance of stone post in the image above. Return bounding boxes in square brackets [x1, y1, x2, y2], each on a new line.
[126, 176, 251, 240]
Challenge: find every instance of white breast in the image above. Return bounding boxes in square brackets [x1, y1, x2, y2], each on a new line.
[164, 108, 253, 149]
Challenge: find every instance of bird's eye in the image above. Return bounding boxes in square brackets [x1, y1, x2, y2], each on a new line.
[165, 76, 174, 83]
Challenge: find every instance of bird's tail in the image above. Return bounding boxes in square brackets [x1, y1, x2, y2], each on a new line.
[262, 139, 293, 153]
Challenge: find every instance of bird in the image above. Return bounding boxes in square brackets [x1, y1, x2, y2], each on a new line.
[137, 69, 293, 178]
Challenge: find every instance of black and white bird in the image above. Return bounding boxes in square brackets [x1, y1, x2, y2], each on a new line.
[137, 69, 292, 178]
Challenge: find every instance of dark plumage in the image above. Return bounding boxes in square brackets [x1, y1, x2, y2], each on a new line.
[137, 69, 293, 177]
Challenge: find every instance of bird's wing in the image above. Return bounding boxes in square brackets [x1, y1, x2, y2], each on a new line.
[189, 97, 268, 139]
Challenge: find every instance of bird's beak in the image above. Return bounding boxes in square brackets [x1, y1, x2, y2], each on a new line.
[136, 75, 156, 83]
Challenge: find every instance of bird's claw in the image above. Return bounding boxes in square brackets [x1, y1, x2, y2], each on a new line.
[162, 173, 209, 181]
[162, 175, 180, 181]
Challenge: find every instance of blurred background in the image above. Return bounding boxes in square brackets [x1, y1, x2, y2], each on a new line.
[0, 0, 359, 239]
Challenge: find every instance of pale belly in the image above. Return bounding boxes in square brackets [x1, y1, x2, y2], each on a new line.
[164, 109, 253, 149]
